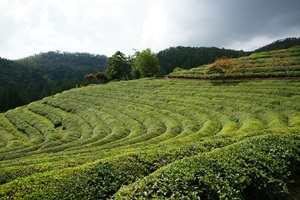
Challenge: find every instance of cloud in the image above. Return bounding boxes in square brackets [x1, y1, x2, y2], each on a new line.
[189, 0, 300, 49]
[0, 0, 150, 59]
[0, 0, 299, 59]
[227, 36, 277, 51]
[139, 0, 300, 52]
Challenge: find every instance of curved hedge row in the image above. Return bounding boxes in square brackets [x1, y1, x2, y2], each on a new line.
[114, 132, 300, 199]
[0, 79, 300, 199]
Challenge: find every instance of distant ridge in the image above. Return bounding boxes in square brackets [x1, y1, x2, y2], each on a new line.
[254, 37, 300, 53]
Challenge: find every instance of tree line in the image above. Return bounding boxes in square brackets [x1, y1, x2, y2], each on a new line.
[156, 46, 249, 76]
[0, 51, 107, 112]
[86, 46, 246, 82]
[85, 49, 160, 82]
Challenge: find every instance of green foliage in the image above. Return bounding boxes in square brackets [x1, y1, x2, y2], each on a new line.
[0, 51, 107, 112]
[134, 49, 160, 77]
[0, 78, 300, 199]
[106, 51, 131, 80]
[269, 50, 294, 78]
[115, 133, 300, 199]
[157, 46, 247, 76]
[169, 45, 300, 80]
[172, 67, 184, 72]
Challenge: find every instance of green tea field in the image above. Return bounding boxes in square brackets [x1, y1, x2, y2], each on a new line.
[168, 45, 300, 80]
[0, 78, 300, 199]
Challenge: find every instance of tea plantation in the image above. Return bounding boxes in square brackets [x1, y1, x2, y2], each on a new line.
[168, 45, 300, 79]
[0, 78, 300, 199]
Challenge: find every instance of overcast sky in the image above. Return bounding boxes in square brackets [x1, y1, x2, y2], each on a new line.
[1, 0, 299, 59]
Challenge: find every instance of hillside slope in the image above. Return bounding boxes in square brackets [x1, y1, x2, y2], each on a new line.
[0, 79, 300, 199]
[0, 51, 107, 112]
[254, 37, 300, 53]
[168, 45, 300, 79]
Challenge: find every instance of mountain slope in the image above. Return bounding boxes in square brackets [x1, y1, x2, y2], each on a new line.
[0, 51, 107, 112]
[0, 78, 299, 199]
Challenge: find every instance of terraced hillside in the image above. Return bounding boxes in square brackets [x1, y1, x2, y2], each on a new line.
[0, 79, 300, 199]
[168, 45, 300, 79]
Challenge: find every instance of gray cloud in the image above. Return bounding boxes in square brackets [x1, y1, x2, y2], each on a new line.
[184, 0, 300, 49]
[0, 0, 299, 59]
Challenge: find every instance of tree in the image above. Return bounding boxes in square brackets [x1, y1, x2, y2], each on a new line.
[106, 51, 131, 80]
[134, 49, 159, 78]
[269, 50, 292, 78]
[237, 59, 253, 79]
[95, 71, 108, 83]
[128, 50, 140, 79]
[84, 74, 95, 81]
[205, 57, 236, 82]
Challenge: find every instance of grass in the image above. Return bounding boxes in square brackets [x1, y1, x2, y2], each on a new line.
[0, 78, 299, 199]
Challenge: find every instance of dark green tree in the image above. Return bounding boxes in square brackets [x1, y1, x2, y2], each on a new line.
[129, 50, 141, 79]
[134, 49, 159, 77]
[106, 51, 131, 80]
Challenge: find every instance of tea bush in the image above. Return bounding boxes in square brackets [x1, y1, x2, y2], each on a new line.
[0, 78, 299, 199]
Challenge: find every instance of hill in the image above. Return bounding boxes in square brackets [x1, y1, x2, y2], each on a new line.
[254, 37, 300, 53]
[0, 78, 299, 199]
[0, 51, 107, 112]
[156, 46, 248, 76]
[1, 37, 298, 112]
[157, 37, 300, 77]
[168, 45, 300, 79]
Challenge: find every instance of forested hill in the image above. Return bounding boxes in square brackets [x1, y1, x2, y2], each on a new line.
[16, 51, 107, 81]
[0, 51, 107, 112]
[254, 37, 300, 53]
[156, 46, 249, 76]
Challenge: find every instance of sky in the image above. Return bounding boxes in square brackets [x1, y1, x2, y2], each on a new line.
[0, 0, 300, 60]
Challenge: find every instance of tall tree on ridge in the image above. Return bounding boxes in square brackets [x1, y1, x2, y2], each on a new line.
[106, 51, 131, 80]
[134, 49, 159, 78]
